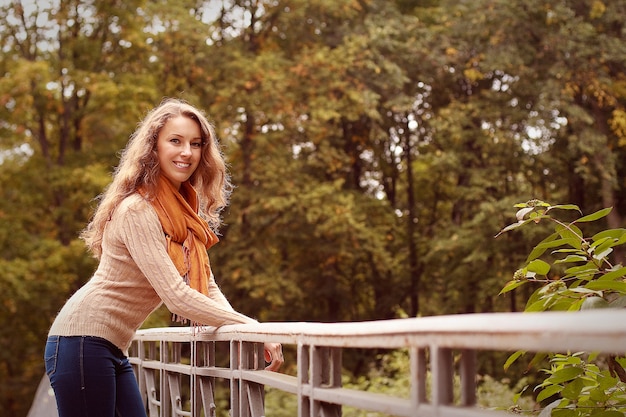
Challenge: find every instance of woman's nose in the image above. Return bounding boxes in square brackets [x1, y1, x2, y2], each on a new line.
[180, 143, 192, 156]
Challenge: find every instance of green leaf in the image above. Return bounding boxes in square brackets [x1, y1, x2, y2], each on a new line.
[547, 204, 581, 213]
[536, 384, 563, 402]
[589, 385, 610, 402]
[568, 298, 585, 311]
[598, 266, 626, 281]
[547, 366, 584, 384]
[495, 219, 532, 236]
[512, 385, 529, 404]
[499, 279, 527, 295]
[551, 408, 576, 417]
[585, 281, 626, 293]
[526, 286, 545, 307]
[551, 299, 576, 311]
[528, 259, 551, 275]
[575, 207, 612, 223]
[592, 412, 626, 417]
[592, 247, 613, 260]
[560, 378, 584, 400]
[592, 237, 619, 260]
[563, 263, 598, 280]
[495, 213, 550, 236]
[554, 255, 588, 264]
[504, 350, 525, 371]
[552, 248, 585, 254]
[556, 224, 583, 247]
[526, 233, 561, 261]
[597, 370, 619, 390]
[592, 228, 626, 242]
[529, 352, 549, 370]
[590, 236, 610, 247]
[570, 287, 603, 296]
[526, 298, 550, 312]
[552, 353, 584, 365]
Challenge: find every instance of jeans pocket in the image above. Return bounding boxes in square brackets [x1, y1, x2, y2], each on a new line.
[44, 336, 60, 378]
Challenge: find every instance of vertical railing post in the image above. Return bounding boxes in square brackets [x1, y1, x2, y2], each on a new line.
[409, 347, 427, 412]
[310, 346, 341, 417]
[297, 343, 310, 417]
[460, 349, 477, 406]
[231, 340, 265, 417]
[230, 341, 240, 417]
[239, 341, 252, 417]
[198, 341, 217, 417]
[134, 340, 148, 410]
[166, 342, 186, 417]
[191, 340, 199, 417]
[161, 341, 171, 417]
[143, 341, 161, 417]
[431, 346, 453, 407]
[249, 343, 266, 416]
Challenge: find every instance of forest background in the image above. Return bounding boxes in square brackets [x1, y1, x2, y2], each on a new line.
[0, 0, 625, 416]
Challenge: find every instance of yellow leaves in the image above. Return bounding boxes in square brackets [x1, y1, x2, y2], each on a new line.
[562, 81, 579, 98]
[610, 109, 626, 148]
[463, 53, 485, 82]
[589, 0, 606, 19]
[563, 73, 618, 112]
[463, 68, 484, 82]
[586, 79, 616, 108]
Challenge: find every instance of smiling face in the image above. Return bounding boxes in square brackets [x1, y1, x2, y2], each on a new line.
[156, 115, 203, 189]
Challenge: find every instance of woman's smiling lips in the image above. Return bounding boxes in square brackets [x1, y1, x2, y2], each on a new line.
[173, 162, 191, 169]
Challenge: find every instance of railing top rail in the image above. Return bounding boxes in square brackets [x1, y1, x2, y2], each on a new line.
[134, 310, 626, 353]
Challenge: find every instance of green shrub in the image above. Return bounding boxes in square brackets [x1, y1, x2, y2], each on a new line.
[497, 200, 626, 416]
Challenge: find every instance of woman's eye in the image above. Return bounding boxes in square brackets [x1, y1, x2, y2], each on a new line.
[170, 138, 180, 144]
[191, 142, 202, 148]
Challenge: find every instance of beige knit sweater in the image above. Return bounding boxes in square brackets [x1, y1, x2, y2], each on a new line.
[48, 193, 256, 354]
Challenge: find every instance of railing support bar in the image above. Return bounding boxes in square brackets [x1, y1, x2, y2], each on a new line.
[230, 341, 240, 417]
[161, 340, 171, 417]
[410, 346, 427, 411]
[297, 343, 310, 417]
[460, 349, 477, 406]
[431, 346, 453, 406]
[310, 345, 342, 417]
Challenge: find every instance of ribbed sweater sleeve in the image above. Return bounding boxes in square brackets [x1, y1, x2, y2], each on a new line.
[119, 198, 257, 327]
[208, 272, 237, 311]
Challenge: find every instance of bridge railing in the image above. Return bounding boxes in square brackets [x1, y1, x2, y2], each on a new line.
[128, 310, 626, 417]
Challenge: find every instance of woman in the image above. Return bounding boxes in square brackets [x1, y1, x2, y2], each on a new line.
[45, 98, 283, 417]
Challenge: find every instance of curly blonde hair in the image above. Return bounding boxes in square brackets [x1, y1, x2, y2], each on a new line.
[81, 98, 232, 258]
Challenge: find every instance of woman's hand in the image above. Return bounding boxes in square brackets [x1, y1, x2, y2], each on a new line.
[263, 342, 284, 372]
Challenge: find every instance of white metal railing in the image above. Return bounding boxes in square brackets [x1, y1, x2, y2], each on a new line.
[128, 310, 626, 417]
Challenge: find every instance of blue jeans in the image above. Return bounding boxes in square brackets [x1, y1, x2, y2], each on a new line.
[45, 336, 147, 417]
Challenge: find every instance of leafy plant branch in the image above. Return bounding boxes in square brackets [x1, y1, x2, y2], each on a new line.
[496, 199, 626, 416]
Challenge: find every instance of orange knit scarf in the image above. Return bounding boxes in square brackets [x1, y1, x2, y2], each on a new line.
[141, 176, 219, 322]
